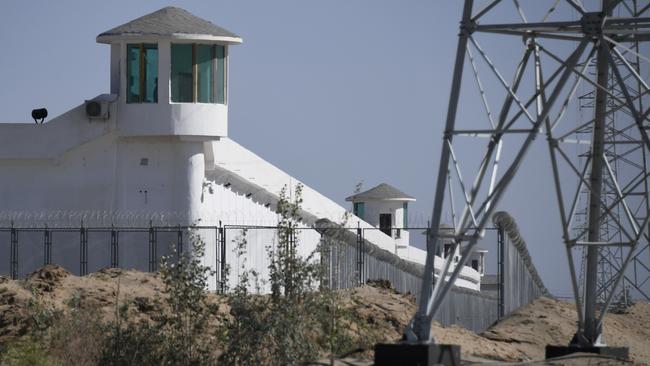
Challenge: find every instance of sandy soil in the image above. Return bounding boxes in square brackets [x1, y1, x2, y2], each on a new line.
[483, 296, 650, 364]
[0, 266, 648, 365]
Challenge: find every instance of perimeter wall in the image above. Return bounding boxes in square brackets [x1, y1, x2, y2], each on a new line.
[316, 210, 549, 332]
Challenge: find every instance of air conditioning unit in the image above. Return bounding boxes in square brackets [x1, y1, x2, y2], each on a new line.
[84, 99, 109, 119]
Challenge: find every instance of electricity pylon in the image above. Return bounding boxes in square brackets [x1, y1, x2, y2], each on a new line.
[575, 53, 650, 309]
[405, 0, 650, 352]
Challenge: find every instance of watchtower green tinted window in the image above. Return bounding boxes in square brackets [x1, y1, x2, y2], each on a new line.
[215, 45, 226, 104]
[170, 44, 226, 104]
[127, 45, 140, 103]
[143, 45, 158, 103]
[127, 44, 158, 103]
[353, 202, 365, 220]
[171, 44, 194, 103]
[197, 45, 214, 103]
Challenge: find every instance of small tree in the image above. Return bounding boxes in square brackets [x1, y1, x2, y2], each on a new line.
[218, 229, 271, 365]
[220, 184, 320, 365]
[156, 230, 216, 365]
[313, 213, 360, 365]
[220, 184, 364, 365]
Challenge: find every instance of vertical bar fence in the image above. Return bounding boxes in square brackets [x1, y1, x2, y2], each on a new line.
[0, 218, 548, 331]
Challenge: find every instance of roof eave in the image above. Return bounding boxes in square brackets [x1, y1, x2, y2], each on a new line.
[96, 33, 243, 44]
[383, 197, 416, 202]
[345, 197, 416, 202]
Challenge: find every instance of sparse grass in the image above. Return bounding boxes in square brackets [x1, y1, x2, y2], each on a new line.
[48, 307, 105, 366]
[0, 338, 60, 366]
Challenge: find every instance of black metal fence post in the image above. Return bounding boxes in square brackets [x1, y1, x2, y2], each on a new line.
[361, 227, 365, 284]
[10, 223, 18, 280]
[177, 225, 183, 260]
[219, 224, 226, 293]
[110, 226, 119, 268]
[44, 226, 52, 266]
[215, 225, 220, 291]
[356, 222, 363, 286]
[497, 225, 505, 319]
[148, 223, 157, 272]
[80, 224, 88, 276]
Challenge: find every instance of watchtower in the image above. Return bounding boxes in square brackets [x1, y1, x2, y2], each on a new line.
[346, 183, 415, 248]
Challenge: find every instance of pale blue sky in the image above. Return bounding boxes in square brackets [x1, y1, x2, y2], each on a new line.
[2, 1, 638, 298]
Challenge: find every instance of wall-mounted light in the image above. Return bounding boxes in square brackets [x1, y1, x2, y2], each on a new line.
[245, 193, 253, 198]
[264, 203, 271, 208]
[32, 108, 48, 124]
[224, 182, 231, 188]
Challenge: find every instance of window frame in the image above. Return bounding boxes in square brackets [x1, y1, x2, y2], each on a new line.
[126, 43, 158, 104]
[170, 43, 227, 105]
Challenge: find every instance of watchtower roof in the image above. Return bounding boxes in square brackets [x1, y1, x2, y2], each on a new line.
[97, 6, 242, 44]
[346, 183, 415, 202]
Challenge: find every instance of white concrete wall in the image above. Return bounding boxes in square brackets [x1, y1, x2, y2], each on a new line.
[0, 102, 115, 160]
[0, 134, 204, 221]
[117, 103, 228, 138]
[0, 128, 481, 291]
[0, 132, 116, 212]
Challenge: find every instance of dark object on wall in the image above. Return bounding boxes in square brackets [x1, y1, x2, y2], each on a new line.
[84, 100, 110, 119]
[31, 108, 48, 124]
[86, 101, 102, 117]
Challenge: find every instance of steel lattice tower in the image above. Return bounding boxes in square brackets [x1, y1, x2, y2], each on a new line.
[405, 0, 650, 349]
[575, 49, 650, 308]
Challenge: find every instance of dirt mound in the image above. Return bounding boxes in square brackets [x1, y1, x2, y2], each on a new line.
[483, 297, 650, 365]
[0, 266, 169, 344]
[0, 268, 648, 365]
[341, 283, 529, 362]
[0, 279, 32, 341]
[24, 265, 71, 293]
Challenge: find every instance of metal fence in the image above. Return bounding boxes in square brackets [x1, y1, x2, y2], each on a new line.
[1, 213, 548, 332]
[493, 212, 550, 316]
[316, 214, 549, 331]
[0, 225, 205, 279]
[315, 220, 501, 331]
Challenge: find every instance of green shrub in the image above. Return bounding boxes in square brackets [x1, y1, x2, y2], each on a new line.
[219, 184, 363, 365]
[98, 315, 163, 366]
[0, 338, 60, 366]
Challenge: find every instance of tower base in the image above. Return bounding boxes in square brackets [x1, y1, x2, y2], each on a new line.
[545, 345, 628, 360]
[374, 343, 460, 366]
